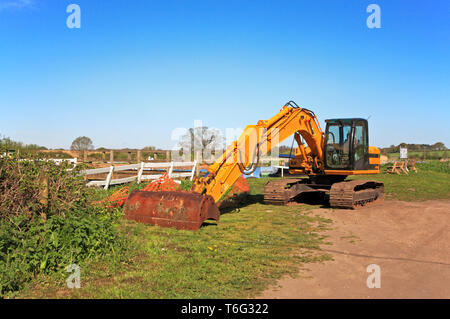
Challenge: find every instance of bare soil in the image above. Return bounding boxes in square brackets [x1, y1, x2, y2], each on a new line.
[259, 200, 450, 299]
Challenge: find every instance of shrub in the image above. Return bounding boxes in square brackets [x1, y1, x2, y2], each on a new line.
[0, 158, 88, 219]
[0, 208, 127, 296]
[0, 159, 130, 297]
[180, 179, 193, 191]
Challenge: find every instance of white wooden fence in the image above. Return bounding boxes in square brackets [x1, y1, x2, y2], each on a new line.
[49, 158, 78, 166]
[18, 157, 78, 166]
[81, 161, 197, 190]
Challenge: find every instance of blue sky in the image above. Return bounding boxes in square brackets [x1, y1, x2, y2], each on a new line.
[0, 0, 449, 150]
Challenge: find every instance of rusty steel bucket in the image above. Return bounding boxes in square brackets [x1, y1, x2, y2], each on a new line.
[123, 191, 220, 230]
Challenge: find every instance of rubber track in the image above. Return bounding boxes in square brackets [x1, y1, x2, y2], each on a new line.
[329, 180, 385, 209]
[264, 179, 301, 205]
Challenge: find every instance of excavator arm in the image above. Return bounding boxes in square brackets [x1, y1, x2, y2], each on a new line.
[192, 101, 325, 202]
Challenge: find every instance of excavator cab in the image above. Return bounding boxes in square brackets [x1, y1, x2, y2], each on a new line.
[324, 119, 369, 171]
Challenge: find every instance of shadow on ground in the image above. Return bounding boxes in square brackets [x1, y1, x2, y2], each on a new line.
[218, 192, 331, 216]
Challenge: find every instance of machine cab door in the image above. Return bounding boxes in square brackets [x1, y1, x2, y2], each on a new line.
[352, 119, 369, 170]
[324, 119, 369, 170]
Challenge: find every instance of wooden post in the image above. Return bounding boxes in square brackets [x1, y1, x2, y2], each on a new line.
[102, 152, 106, 162]
[83, 150, 88, 163]
[168, 162, 174, 178]
[39, 176, 48, 221]
[190, 160, 197, 181]
[104, 166, 114, 190]
[137, 150, 142, 163]
[127, 151, 132, 163]
[196, 162, 200, 177]
[110, 150, 114, 164]
[166, 150, 171, 162]
[137, 162, 144, 184]
[195, 150, 201, 176]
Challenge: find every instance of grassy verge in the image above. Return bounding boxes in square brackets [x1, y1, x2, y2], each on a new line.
[349, 161, 450, 201]
[18, 179, 332, 299]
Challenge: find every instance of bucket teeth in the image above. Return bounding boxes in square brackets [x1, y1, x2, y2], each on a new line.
[123, 191, 220, 230]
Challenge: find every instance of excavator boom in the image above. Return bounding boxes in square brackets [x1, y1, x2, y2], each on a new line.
[192, 102, 325, 202]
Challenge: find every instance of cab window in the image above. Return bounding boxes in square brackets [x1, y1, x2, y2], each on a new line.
[325, 124, 351, 169]
[353, 122, 368, 170]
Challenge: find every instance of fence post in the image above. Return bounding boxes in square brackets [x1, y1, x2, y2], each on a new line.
[193, 151, 199, 177]
[166, 150, 171, 162]
[83, 150, 87, 163]
[190, 160, 197, 181]
[110, 150, 114, 165]
[127, 151, 132, 163]
[104, 166, 114, 190]
[137, 150, 142, 163]
[39, 176, 49, 221]
[137, 162, 144, 184]
[168, 161, 174, 178]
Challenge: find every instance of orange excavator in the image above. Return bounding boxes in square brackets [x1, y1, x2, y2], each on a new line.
[124, 101, 384, 230]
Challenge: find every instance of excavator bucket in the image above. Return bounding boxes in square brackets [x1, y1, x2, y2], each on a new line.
[123, 191, 220, 230]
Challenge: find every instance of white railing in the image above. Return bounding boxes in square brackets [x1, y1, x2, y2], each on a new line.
[17, 157, 78, 165]
[16, 157, 78, 170]
[81, 161, 197, 190]
[49, 158, 77, 165]
[273, 165, 290, 178]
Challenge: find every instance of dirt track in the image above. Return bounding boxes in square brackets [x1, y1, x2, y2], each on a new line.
[259, 200, 450, 299]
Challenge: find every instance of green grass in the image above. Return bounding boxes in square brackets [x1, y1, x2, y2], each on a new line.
[15, 161, 449, 298]
[349, 161, 450, 201]
[17, 178, 332, 299]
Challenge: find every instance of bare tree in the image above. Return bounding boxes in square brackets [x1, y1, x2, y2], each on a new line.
[70, 136, 94, 151]
[178, 127, 223, 161]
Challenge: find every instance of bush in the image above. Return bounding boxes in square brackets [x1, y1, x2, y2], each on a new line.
[0, 158, 89, 219]
[180, 179, 193, 191]
[0, 209, 127, 296]
[0, 159, 129, 297]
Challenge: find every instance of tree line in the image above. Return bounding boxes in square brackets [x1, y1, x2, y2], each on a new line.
[0, 136, 47, 152]
[3, 132, 447, 159]
[381, 142, 447, 154]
